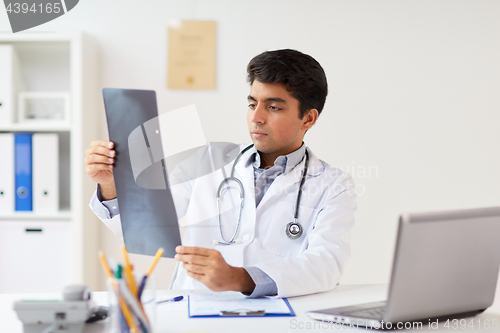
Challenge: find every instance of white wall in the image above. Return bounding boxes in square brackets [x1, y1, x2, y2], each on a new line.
[2, 0, 499, 288]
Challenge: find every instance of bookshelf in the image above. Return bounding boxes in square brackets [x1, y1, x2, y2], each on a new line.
[0, 32, 100, 293]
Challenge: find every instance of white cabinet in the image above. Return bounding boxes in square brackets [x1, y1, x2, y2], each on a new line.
[0, 221, 72, 293]
[0, 32, 100, 293]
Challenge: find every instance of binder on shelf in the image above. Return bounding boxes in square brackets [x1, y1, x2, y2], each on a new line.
[0, 45, 24, 125]
[0, 133, 15, 214]
[15, 133, 32, 211]
[32, 133, 59, 213]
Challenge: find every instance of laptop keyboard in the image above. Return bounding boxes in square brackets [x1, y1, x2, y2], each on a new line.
[341, 306, 385, 319]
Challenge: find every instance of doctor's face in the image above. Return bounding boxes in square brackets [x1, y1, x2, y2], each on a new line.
[247, 81, 314, 160]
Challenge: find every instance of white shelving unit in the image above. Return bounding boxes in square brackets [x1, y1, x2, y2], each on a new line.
[0, 32, 100, 293]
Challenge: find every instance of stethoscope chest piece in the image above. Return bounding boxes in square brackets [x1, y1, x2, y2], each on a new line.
[285, 220, 303, 239]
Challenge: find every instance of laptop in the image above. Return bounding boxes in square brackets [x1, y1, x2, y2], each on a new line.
[307, 206, 500, 329]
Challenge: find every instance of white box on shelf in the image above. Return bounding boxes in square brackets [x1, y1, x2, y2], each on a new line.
[18, 92, 70, 124]
[0, 133, 15, 214]
[0, 221, 73, 293]
[33, 133, 59, 213]
[0, 45, 24, 125]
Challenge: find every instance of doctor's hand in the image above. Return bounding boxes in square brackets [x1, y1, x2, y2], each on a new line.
[175, 246, 256, 293]
[85, 140, 117, 200]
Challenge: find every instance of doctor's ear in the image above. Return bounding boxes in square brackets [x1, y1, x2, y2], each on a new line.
[301, 109, 319, 131]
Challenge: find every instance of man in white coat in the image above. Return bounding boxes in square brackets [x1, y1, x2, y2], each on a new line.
[85, 49, 356, 298]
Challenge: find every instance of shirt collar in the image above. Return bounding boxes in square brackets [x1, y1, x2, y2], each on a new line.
[244, 143, 306, 174]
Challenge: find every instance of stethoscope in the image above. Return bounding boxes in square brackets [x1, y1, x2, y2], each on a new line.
[214, 144, 309, 245]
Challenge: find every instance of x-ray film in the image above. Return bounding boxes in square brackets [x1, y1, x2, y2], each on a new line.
[102, 88, 242, 257]
[102, 88, 183, 257]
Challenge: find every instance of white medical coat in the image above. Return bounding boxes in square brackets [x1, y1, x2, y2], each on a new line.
[91, 146, 356, 298]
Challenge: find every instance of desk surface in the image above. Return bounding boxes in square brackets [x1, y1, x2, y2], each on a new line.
[2, 284, 499, 333]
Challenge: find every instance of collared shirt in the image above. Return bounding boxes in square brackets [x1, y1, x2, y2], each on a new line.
[246, 143, 306, 207]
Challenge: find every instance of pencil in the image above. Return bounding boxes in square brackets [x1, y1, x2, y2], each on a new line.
[98, 251, 139, 333]
[146, 248, 164, 276]
[121, 247, 139, 295]
[98, 251, 114, 279]
[121, 246, 148, 321]
[138, 248, 165, 298]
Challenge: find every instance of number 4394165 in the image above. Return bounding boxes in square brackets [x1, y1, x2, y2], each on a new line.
[6, 2, 62, 14]
[443, 318, 498, 329]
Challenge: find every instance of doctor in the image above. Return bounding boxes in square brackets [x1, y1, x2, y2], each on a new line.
[85, 49, 356, 298]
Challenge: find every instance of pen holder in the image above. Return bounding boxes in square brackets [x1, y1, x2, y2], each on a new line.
[107, 274, 156, 333]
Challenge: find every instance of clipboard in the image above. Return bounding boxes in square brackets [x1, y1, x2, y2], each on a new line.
[188, 292, 296, 318]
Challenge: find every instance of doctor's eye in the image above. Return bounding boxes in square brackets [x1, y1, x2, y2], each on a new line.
[248, 103, 256, 110]
[268, 106, 281, 111]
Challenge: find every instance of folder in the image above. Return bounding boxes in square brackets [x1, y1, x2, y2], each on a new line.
[188, 292, 295, 318]
[0, 133, 15, 214]
[32, 133, 59, 213]
[0, 45, 24, 125]
[15, 133, 32, 211]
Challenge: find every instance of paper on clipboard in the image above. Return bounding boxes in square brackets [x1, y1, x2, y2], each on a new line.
[188, 292, 295, 317]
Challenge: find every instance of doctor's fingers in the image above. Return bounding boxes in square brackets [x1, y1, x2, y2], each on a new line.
[85, 162, 113, 174]
[85, 153, 114, 166]
[183, 264, 226, 290]
[85, 154, 115, 165]
[185, 270, 208, 286]
[90, 140, 114, 149]
[176, 246, 221, 257]
[85, 145, 116, 159]
[175, 254, 211, 266]
[182, 262, 211, 275]
[185, 268, 229, 292]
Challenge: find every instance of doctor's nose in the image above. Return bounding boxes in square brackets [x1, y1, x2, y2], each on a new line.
[250, 104, 267, 124]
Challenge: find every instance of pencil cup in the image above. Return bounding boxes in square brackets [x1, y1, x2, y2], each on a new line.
[107, 274, 156, 333]
[106, 279, 120, 333]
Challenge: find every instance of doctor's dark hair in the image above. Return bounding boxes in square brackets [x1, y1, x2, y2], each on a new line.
[246, 49, 328, 119]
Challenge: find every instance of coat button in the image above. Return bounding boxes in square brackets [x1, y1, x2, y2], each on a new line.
[243, 234, 250, 241]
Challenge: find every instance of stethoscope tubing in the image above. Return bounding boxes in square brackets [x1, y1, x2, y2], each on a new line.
[215, 144, 309, 245]
[293, 149, 309, 221]
[216, 176, 245, 245]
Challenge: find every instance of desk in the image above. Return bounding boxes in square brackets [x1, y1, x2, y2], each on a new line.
[2, 285, 499, 333]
